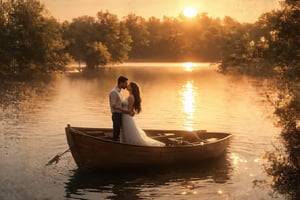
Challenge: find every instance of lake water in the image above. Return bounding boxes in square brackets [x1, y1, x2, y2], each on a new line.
[0, 62, 284, 199]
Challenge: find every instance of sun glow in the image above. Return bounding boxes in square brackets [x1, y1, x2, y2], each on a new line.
[183, 6, 197, 18]
[183, 62, 197, 71]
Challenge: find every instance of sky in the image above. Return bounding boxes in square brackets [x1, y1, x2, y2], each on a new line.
[39, 0, 280, 23]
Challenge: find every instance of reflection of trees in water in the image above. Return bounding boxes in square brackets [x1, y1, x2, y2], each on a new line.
[65, 155, 232, 199]
[264, 77, 300, 199]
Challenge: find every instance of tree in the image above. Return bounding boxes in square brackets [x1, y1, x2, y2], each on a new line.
[123, 14, 149, 60]
[262, 1, 300, 199]
[95, 10, 131, 64]
[144, 17, 163, 60]
[179, 13, 223, 61]
[0, 0, 69, 77]
[159, 16, 183, 60]
[63, 16, 96, 67]
[64, 11, 132, 68]
[257, 1, 300, 79]
[85, 42, 111, 68]
[218, 17, 252, 72]
[114, 22, 132, 62]
[0, 2, 11, 75]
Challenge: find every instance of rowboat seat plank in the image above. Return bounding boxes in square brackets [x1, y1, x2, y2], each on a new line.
[86, 131, 105, 134]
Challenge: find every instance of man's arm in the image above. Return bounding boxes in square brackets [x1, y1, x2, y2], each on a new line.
[115, 95, 135, 116]
[109, 91, 118, 109]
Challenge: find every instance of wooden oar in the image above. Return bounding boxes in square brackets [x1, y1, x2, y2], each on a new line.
[46, 148, 70, 166]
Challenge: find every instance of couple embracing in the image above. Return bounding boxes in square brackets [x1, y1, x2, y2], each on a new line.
[109, 76, 165, 146]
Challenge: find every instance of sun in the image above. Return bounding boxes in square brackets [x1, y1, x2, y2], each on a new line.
[183, 6, 197, 18]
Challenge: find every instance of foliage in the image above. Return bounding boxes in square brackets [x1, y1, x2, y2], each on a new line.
[259, 1, 299, 80]
[64, 11, 132, 69]
[141, 16, 182, 61]
[4, 0, 293, 73]
[95, 11, 131, 64]
[1, 0, 298, 79]
[85, 42, 111, 68]
[259, 1, 300, 198]
[63, 16, 96, 67]
[0, 0, 70, 77]
[206, 0, 300, 198]
[265, 75, 300, 199]
[64, 11, 237, 64]
[123, 14, 149, 60]
[218, 0, 300, 79]
[63, 11, 263, 63]
[122, 14, 241, 62]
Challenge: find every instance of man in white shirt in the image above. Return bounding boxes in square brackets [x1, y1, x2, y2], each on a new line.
[109, 76, 128, 141]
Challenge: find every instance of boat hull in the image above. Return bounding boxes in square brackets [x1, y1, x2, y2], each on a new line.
[65, 125, 232, 170]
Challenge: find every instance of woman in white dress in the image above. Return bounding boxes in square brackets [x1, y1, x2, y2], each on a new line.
[116, 82, 165, 146]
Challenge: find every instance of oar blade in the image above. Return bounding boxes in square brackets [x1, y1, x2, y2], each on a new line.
[46, 155, 60, 166]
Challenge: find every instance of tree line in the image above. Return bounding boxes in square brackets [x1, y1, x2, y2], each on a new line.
[2, 0, 298, 77]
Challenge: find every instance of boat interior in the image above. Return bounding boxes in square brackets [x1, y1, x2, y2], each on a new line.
[70, 127, 229, 147]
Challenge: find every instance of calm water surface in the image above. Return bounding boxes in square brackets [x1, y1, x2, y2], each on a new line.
[0, 63, 284, 199]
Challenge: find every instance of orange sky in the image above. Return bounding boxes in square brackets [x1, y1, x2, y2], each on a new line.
[39, 0, 280, 22]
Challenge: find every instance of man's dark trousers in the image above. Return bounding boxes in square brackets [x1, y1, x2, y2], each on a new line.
[112, 112, 122, 141]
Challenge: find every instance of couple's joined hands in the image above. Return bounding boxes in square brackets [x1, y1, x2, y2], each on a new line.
[114, 104, 135, 116]
[129, 110, 135, 117]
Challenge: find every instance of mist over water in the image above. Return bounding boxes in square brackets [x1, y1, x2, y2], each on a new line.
[0, 63, 283, 199]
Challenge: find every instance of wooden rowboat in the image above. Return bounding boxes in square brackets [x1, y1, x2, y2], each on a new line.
[65, 124, 232, 170]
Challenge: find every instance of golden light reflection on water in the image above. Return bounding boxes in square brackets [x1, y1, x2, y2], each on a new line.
[182, 62, 197, 72]
[180, 81, 198, 130]
[0, 64, 284, 199]
[230, 153, 248, 166]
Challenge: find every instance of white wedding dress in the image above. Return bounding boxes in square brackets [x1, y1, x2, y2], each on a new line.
[120, 99, 165, 146]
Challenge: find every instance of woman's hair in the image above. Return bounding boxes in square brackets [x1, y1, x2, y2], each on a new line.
[130, 82, 142, 114]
